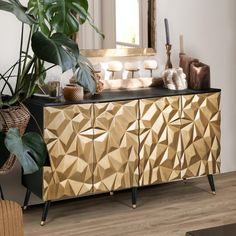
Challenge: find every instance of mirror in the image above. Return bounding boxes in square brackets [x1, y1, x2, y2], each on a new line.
[75, 0, 156, 57]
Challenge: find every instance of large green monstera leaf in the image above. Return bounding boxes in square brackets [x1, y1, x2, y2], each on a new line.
[32, 32, 79, 72]
[28, 0, 89, 36]
[0, 0, 35, 24]
[5, 128, 47, 175]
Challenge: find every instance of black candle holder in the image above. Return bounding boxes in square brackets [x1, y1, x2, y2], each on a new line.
[165, 44, 173, 69]
[126, 69, 140, 78]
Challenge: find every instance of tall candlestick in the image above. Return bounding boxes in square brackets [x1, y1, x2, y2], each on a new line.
[165, 44, 173, 69]
[164, 18, 170, 45]
[179, 34, 184, 54]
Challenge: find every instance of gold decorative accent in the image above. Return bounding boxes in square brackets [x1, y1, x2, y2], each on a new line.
[139, 96, 182, 186]
[43, 105, 94, 201]
[40, 221, 45, 226]
[93, 101, 139, 193]
[81, 48, 156, 58]
[165, 44, 173, 69]
[181, 92, 221, 178]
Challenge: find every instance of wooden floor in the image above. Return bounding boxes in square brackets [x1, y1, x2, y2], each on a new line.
[23, 172, 236, 236]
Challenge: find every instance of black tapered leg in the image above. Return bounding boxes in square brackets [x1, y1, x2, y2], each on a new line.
[41, 201, 51, 226]
[132, 187, 137, 209]
[207, 174, 216, 194]
[0, 185, 4, 200]
[23, 189, 31, 210]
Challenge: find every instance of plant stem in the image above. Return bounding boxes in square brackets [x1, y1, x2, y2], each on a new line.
[15, 23, 25, 93]
[41, 64, 56, 74]
[0, 73, 14, 95]
[22, 26, 33, 73]
[1, 65, 17, 94]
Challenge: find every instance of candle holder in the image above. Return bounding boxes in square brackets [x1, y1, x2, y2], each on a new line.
[145, 68, 155, 77]
[165, 44, 173, 69]
[144, 60, 158, 77]
[126, 69, 140, 78]
[107, 61, 123, 80]
[107, 69, 121, 80]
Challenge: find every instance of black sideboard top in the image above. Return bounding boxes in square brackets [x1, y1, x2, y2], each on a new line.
[27, 87, 221, 107]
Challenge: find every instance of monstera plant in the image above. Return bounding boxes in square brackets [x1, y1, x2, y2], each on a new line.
[0, 0, 102, 175]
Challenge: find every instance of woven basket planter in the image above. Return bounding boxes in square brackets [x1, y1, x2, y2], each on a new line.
[0, 103, 30, 175]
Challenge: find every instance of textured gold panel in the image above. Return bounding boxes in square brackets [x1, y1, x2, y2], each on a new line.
[43, 105, 93, 201]
[139, 96, 182, 186]
[93, 100, 139, 193]
[181, 92, 221, 178]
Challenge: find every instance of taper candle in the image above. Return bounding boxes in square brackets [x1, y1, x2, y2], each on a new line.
[179, 34, 184, 54]
[164, 18, 170, 45]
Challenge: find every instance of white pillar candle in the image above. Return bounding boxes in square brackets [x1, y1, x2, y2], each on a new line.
[144, 60, 158, 69]
[124, 62, 140, 71]
[107, 61, 123, 72]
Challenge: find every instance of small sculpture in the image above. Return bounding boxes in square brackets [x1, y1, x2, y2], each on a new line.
[162, 67, 187, 90]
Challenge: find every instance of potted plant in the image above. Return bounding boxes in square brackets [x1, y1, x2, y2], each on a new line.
[0, 0, 102, 182]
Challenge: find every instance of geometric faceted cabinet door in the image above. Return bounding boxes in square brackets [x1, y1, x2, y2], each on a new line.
[139, 96, 182, 186]
[93, 100, 139, 193]
[43, 104, 94, 201]
[181, 92, 221, 178]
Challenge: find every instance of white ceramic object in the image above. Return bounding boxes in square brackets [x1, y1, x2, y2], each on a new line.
[162, 67, 187, 90]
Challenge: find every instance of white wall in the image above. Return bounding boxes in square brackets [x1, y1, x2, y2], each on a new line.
[1, 0, 236, 204]
[157, 0, 236, 172]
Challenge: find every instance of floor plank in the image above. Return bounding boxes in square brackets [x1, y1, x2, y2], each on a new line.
[23, 172, 236, 236]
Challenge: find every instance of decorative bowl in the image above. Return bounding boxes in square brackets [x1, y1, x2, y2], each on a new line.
[63, 84, 84, 101]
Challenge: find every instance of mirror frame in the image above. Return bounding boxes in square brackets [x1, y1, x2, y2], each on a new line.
[80, 0, 156, 57]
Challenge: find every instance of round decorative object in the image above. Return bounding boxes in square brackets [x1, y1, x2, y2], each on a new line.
[63, 84, 84, 101]
[0, 103, 30, 174]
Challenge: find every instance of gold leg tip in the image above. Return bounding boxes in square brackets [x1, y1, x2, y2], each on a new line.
[132, 204, 136, 209]
[40, 221, 45, 226]
[110, 192, 114, 196]
[212, 191, 216, 195]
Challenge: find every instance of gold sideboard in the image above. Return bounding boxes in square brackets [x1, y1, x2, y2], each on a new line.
[22, 88, 221, 225]
[40, 92, 220, 201]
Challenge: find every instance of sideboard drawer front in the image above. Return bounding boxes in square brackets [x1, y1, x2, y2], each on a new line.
[139, 96, 182, 186]
[93, 100, 139, 193]
[181, 92, 221, 178]
[43, 104, 94, 200]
